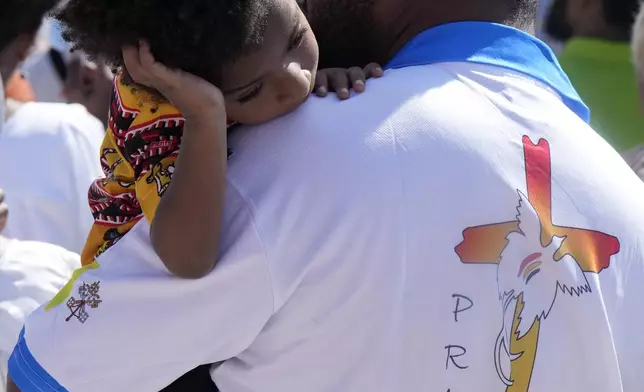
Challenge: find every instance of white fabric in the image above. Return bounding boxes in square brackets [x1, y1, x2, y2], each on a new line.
[17, 62, 644, 392]
[22, 51, 66, 104]
[0, 238, 79, 392]
[0, 102, 103, 253]
[23, 19, 72, 103]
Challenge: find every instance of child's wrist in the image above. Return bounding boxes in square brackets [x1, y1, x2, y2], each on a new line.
[183, 115, 228, 146]
[185, 111, 226, 130]
[183, 105, 226, 122]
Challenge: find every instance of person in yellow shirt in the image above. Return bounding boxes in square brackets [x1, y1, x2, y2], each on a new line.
[545, 0, 643, 153]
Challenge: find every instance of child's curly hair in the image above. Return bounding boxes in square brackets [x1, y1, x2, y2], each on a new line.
[55, 0, 270, 87]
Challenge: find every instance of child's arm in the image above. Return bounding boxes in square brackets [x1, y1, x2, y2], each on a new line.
[314, 63, 384, 100]
[151, 115, 226, 279]
[123, 43, 227, 279]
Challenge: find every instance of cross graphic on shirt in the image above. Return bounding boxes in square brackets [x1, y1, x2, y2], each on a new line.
[455, 136, 620, 272]
[453, 136, 620, 392]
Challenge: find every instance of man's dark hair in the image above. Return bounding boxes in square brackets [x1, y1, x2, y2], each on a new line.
[602, 0, 640, 31]
[0, 0, 58, 51]
[55, 0, 270, 86]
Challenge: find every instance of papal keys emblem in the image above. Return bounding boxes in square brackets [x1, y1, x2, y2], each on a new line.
[66, 281, 102, 323]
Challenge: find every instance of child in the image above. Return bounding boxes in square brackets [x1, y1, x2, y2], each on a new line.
[56, 0, 383, 278]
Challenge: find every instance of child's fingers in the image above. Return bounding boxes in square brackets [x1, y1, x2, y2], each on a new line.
[347, 67, 366, 93]
[137, 41, 157, 71]
[137, 41, 179, 90]
[363, 63, 384, 79]
[328, 70, 350, 100]
[314, 71, 329, 97]
[122, 45, 150, 85]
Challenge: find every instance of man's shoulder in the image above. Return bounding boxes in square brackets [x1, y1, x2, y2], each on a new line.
[224, 61, 594, 199]
[283, 65, 456, 122]
[224, 63, 498, 210]
[229, 65, 460, 152]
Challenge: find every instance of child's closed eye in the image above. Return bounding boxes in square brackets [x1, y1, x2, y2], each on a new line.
[288, 26, 309, 52]
[236, 83, 264, 104]
[314, 63, 384, 100]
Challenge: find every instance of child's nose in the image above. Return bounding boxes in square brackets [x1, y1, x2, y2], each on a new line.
[276, 62, 312, 104]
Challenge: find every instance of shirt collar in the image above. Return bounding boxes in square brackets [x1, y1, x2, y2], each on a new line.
[385, 21, 589, 123]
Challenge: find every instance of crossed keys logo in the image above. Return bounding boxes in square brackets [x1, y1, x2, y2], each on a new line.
[65, 281, 102, 323]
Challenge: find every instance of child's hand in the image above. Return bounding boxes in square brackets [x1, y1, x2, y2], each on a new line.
[315, 63, 384, 100]
[122, 42, 225, 121]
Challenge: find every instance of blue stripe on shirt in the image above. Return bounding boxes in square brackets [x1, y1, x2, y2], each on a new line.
[385, 22, 590, 123]
[8, 328, 67, 391]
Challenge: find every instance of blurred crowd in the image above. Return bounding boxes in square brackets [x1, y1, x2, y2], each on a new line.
[539, 0, 644, 157]
[2, 0, 644, 390]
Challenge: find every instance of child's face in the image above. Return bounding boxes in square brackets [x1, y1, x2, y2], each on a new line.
[220, 0, 319, 125]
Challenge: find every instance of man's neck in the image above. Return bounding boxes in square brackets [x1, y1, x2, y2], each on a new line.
[381, 3, 536, 64]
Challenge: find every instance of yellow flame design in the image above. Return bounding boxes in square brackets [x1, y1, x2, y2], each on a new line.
[506, 294, 540, 392]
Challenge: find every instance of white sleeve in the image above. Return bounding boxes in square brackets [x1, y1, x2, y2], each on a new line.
[8, 183, 274, 392]
[0, 241, 79, 392]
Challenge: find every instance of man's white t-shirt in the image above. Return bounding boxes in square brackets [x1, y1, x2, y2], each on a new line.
[0, 238, 79, 392]
[9, 23, 644, 392]
[0, 102, 103, 253]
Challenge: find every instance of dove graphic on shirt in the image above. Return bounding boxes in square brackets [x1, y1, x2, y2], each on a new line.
[494, 190, 590, 388]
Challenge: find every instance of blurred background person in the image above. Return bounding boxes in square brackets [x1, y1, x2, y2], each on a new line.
[625, 1, 644, 180]
[20, 19, 71, 104]
[0, 57, 108, 252]
[0, 3, 105, 390]
[537, 0, 565, 52]
[0, 1, 90, 390]
[545, 0, 644, 153]
[3, 71, 35, 119]
[0, 2, 109, 253]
